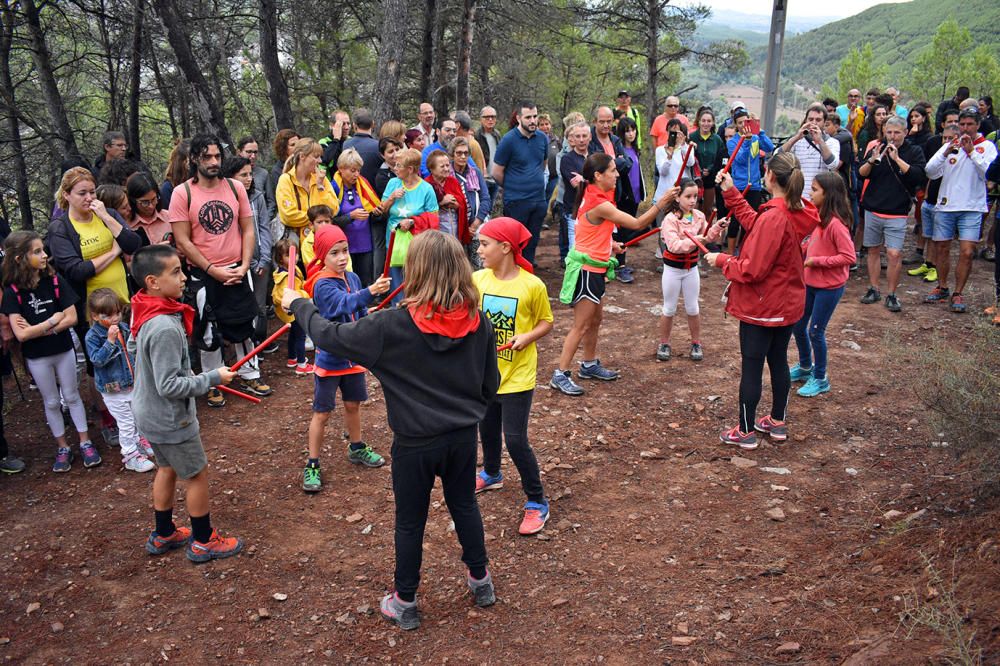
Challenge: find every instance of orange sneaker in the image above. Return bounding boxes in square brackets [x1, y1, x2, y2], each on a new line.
[518, 501, 550, 535]
[186, 529, 243, 563]
[993, 313, 1000, 326]
[985, 305, 998, 316]
[146, 526, 192, 555]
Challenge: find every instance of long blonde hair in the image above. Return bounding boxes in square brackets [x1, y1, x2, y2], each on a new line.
[402, 231, 478, 317]
[57, 167, 96, 211]
[283, 137, 323, 173]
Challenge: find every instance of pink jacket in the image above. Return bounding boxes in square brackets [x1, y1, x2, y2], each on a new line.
[802, 216, 854, 289]
[660, 209, 723, 268]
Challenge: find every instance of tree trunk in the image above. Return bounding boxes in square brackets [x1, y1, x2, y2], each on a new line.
[0, 0, 32, 228]
[455, 0, 477, 111]
[128, 0, 143, 160]
[645, 0, 659, 132]
[146, 32, 177, 138]
[259, 0, 294, 129]
[21, 0, 79, 158]
[371, 0, 407, 126]
[418, 0, 435, 103]
[431, 0, 448, 116]
[151, 0, 231, 145]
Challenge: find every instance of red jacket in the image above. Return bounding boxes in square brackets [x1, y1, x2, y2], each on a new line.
[714, 188, 819, 327]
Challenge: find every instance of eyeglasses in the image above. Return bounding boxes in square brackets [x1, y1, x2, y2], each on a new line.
[481, 114, 496, 119]
[136, 198, 157, 208]
[666, 104, 679, 108]
[453, 150, 470, 156]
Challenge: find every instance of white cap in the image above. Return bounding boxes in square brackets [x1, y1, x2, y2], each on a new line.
[731, 100, 746, 112]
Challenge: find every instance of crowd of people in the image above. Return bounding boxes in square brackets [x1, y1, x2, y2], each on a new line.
[0, 82, 997, 629]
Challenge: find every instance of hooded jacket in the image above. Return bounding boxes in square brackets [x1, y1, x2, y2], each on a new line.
[290, 300, 498, 446]
[714, 188, 820, 327]
[588, 128, 634, 210]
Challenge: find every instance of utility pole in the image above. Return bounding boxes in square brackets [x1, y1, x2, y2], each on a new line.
[762, 0, 787, 135]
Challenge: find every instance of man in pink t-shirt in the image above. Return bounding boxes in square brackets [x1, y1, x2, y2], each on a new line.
[649, 96, 690, 148]
[169, 134, 272, 406]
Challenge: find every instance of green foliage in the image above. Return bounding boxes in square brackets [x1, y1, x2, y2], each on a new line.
[836, 43, 888, 101]
[906, 20, 973, 103]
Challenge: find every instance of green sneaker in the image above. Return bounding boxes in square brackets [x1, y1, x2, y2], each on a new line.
[347, 443, 385, 468]
[302, 464, 322, 493]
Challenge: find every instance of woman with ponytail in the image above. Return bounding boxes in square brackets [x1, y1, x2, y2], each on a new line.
[705, 152, 819, 448]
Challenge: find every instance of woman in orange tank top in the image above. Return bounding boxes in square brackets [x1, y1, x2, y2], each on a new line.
[549, 153, 677, 396]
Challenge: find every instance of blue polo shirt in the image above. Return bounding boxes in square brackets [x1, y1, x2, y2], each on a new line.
[420, 141, 446, 178]
[494, 128, 548, 203]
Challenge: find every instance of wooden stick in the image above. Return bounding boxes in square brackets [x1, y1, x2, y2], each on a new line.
[370, 283, 404, 312]
[742, 182, 751, 196]
[682, 229, 710, 254]
[382, 230, 396, 279]
[218, 384, 262, 404]
[116, 330, 134, 379]
[722, 135, 745, 175]
[287, 245, 296, 283]
[675, 143, 695, 187]
[229, 323, 291, 372]
[622, 225, 661, 248]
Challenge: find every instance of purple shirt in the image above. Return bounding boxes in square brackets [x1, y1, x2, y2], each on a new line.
[624, 146, 641, 202]
[339, 187, 372, 253]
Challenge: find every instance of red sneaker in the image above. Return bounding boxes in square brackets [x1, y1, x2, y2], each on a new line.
[719, 426, 758, 449]
[518, 501, 550, 535]
[754, 415, 788, 441]
[286, 359, 298, 368]
[295, 363, 315, 376]
[146, 526, 192, 555]
[186, 529, 243, 563]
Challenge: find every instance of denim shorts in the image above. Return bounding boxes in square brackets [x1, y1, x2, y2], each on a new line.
[932, 210, 982, 242]
[313, 372, 368, 413]
[920, 201, 936, 238]
[863, 211, 907, 250]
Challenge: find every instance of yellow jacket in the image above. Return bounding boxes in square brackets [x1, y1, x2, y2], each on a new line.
[272, 266, 307, 324]
[275, 170, 340, 232]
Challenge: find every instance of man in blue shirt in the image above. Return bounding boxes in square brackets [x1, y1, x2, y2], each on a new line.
[420, 118, 457, 177]
[492, 101, 549, 265]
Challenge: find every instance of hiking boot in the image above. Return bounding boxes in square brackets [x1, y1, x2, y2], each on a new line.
[101, 426, 119, 447]
[949, 293, 966, 313]
[907, 262, 929, 276]
[860, 286, 881, 304]
[789, 363, 813, 382]
[380, 592, 420, 630]
[295, 363, 315, 376]
[719, 426, 758, 450]
[689, 343, 704, 362]
[754, 415, 788, 441]
[124, 452, 155, 473]
[577, 360, 619, 381]
[519, 500, 549, 535]
[206, 388, 226, 408]
[923, 267, 938, 282]
[80, 441, 102, 468]
[550, 370, 584, 396]
[884, 294, 902, 312]
[617, 266, 635, 284]
[240, 378, 273, 397]
[656, 343, 672, 361]
[797, 376, 831, 398]
[924, 287, 950, 303]
[0, 456, 25, 474]
[186, 529, 243, 563]
[475, 470, 503, 494]
[146, 526, 192, 555]
[303, 464, 322, 493]
[348, 443, 385, 468]
[467, 571, 497, 607]
[52, 447, 73, 473]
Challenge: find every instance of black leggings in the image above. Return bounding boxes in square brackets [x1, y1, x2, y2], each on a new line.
[994, 221, 1000, 301]
[738, 322, 794, 433]
[390, 426, 488, 600]
[478, 390, 544, 503]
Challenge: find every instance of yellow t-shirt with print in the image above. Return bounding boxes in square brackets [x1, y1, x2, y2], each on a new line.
[69, 214, 128, 306]
[473, 267, 553, 394]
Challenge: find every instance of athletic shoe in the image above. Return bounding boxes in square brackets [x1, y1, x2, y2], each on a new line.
[519, 500, 549, 535]
[689, 343, 704, 362]
[207, 388, 226, 408]
[380, 592, 420, 630]
[286, 359, 298, 368]
[950, 293, 966, 313]
[467, 570, 497, 607]
[240, 378, 273, 397]
[52, 447, 73, 473]
[860, 287, 881, 304]
[719, 426, 758, 449]
[304, 337, 315, 352]
[907, 263, 929, 276]
[924, 287, 950, 303]
[261, 341, 280, 354]
[983, 248, 996, 262]
[348, 443, 385, 468]
[101, 426, 119, 447]
[124, 452, 155, 473]
[139, 437, 155, 458]
[797, 376, 831, 398]
[80, 441, 102, 468]
[902, 252, 923, 266]
[303, 464, 322, 493]
[617, 266, 635, 284]
[754, 415, 788, 441]
[550, 370, 584, 396]
[0, 456, 25, 474]
[884, 294, 902, 312]
[984, 305, 998, 316]
[923, 267, 938, 283]
[789, 364, 812, 382]
[656, 343, 672, 361]
[475, 470, 504, 494]
[577, 360, 619, 381]
[295, 363, 315, 376]
[186, 529, 243, 563]
[145, 526, 192, 555]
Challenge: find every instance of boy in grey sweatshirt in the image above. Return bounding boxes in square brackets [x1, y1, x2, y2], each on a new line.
[128, 245, 244, 563]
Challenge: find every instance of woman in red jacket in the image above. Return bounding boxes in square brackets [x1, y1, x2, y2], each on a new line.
[705, 152, 819, 449]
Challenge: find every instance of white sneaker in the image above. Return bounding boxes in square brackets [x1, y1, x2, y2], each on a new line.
[304, 336, 315, 352]
[124, 453, 155, 473]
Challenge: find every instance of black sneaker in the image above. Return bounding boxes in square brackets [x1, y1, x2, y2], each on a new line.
[467, 570, 496, 608]
[860, 287, 881, 304]
[261, 341, 280, 354]
[885, 293, 902, 312]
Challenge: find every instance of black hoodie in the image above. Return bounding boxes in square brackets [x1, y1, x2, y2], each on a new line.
[290, 300, 499, 446]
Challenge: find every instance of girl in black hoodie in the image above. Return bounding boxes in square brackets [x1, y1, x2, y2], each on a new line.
[284, 230, 499, 630]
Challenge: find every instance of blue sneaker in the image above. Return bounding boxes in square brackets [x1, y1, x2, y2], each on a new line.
[789, 364, 813, 382]
[577, 360, 619, 381]
[475, 470, 503, 494]
[797, 376, 831, 397]
[52, 447, 74, 473]
[519, 500, 550, 535]
[550, 370, 585, 396]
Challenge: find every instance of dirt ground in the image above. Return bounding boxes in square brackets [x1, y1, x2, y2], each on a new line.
[2, 229, 999, 665]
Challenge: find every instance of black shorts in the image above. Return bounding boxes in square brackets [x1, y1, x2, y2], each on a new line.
[571, 269, 606, 305]
[313, 372, 368, 413]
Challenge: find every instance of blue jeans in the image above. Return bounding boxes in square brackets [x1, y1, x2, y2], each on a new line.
[288, 321, 306, 363]
[560, 211, 576, 261]
[389, 266, 405, 306]
[502, 198, 548, 266]
[793, 285, 845, 380]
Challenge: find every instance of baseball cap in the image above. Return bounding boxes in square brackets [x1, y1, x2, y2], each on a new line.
[731, 100, 746, 112]
[617, 90, 630, 98]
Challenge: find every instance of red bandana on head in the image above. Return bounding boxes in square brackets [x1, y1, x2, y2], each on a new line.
[478, 216, 534, 273]
[307, 224, 349, 274]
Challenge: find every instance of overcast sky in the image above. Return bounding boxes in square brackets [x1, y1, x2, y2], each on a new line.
[687, 0, 911, 20]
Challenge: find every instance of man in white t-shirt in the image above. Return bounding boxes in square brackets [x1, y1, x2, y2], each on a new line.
[777, 103, 840, 201]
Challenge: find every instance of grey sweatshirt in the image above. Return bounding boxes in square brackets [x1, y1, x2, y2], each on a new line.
[129, 313, 221, 444]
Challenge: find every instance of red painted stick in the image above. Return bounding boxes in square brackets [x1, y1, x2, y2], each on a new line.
[742, 182, 751, 196]
[287, 245, 296, 284]
[682, 229, 710, 254]
[722, 135, 746, 175]
[496, 342, 513, 352]
[230, 323, 291, 372]
[218, 384, 262, 404]
[675, 143, 695, 187]
[382, 231, 396, 279]
[371, 283, 405, 312]
[707, 210, 717, 224]
[622, 225, 661, 248]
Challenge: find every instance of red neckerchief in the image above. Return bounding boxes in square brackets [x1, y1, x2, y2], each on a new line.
[303, 267, 344, 297]
[130, 290, 194, 338]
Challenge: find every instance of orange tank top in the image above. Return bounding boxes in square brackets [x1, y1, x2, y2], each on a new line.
[575, 185, 617, 272]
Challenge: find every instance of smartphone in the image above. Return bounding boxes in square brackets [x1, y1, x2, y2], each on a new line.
[746, 118, 761, 135]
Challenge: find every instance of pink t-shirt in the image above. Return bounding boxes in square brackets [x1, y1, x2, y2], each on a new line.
[649, 113, 691, 147]
[168, 178, 251, 267]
